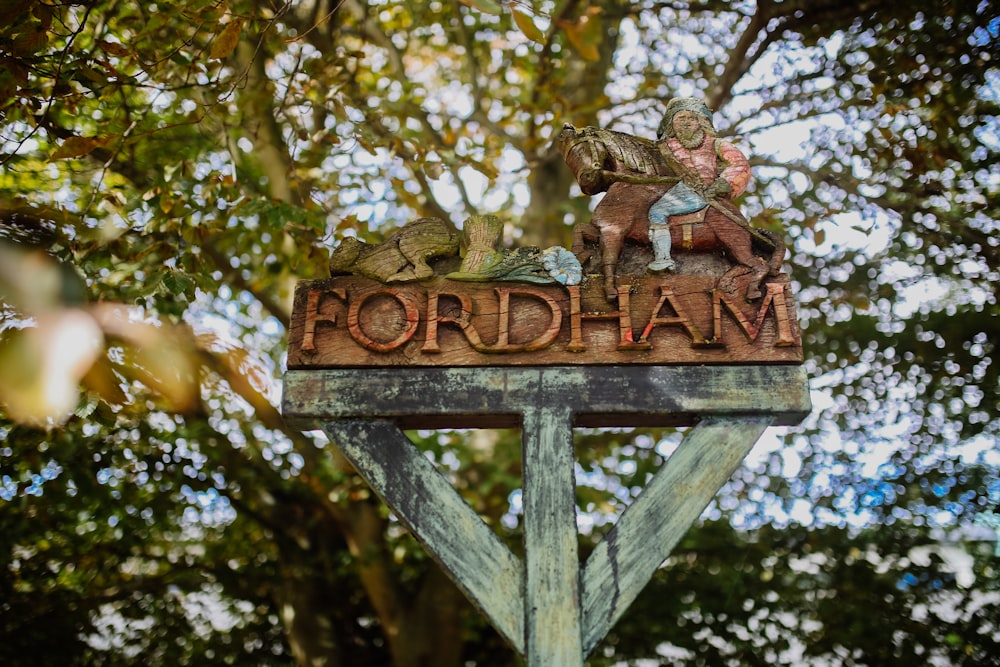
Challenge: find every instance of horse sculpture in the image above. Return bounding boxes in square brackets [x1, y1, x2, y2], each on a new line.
[557, 123, 784, 301]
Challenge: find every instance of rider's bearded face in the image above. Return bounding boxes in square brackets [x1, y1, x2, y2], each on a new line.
[672, 110, 707, 148]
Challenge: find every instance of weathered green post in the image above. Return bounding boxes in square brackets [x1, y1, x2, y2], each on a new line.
[283, 368, 809, 664]
[281, 98, 812, 664]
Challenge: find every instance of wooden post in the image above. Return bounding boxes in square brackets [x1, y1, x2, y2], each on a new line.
[522, 405, 582, 665]
[282, 366, 811, 665]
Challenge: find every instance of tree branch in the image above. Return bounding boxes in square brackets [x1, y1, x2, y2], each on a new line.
[706, 0, 772, 111]
[232, 40, 303, 207]
[200, 242, 291, 327]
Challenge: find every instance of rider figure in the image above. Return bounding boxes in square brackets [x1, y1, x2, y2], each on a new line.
[647, 98, 751, 272]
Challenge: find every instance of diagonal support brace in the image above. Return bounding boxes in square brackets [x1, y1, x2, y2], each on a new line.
[322, 420, 525, 653]
[580, 416, 771, 654]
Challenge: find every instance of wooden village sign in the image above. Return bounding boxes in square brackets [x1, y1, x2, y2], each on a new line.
[282, 98, 812, 665]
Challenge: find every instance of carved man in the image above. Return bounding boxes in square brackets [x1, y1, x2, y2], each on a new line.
[647, 98, 750, 272]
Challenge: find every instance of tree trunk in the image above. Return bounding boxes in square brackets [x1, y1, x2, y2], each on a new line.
[268, 502, 352, 667]
[394, 565, 467, 667]
[519, 1, 626, 250]
[274, 563, 345, 667]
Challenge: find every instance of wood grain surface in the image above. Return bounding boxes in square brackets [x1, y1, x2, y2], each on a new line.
[288, 274, 803, 368]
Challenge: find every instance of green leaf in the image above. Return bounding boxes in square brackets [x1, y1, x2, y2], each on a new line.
[162, 270, 194, 296]
[50, 135, 111, 160]
[456, 0, 503, 15]
[512, 9, 546, 43]
[209, 19, 242, 60]
[558, 8, 602, 61]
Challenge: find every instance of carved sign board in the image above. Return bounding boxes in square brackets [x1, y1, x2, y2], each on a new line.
[287, 273, 802, 369]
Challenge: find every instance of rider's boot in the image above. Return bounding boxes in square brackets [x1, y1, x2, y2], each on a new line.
[647, 227, 676, 272]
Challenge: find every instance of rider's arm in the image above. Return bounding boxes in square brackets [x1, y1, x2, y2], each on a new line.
[716, 140, 750, 198]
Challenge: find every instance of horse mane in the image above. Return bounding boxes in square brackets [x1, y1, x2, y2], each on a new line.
[574, 127, 664, 176]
